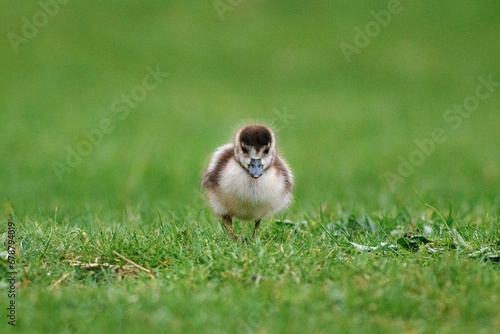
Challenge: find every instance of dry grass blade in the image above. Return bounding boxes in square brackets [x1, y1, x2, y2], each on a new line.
[50, 272, 71, 289]
[112, 251, 154, 278]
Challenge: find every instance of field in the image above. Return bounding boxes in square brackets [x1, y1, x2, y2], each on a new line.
[1, 1, 499, 333]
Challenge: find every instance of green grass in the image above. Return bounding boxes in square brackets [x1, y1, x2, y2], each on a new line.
[7, 209, 500, 333]
[1, 1, 499, 333]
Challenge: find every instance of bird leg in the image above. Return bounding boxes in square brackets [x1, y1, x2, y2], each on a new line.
[221, 215, 237, 240]
[251, 220, 261, 240]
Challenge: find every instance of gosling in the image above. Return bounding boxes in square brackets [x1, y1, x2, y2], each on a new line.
[201, 124, 294, 240]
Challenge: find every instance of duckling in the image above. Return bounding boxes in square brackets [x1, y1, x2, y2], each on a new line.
[201, 124, 294, 240]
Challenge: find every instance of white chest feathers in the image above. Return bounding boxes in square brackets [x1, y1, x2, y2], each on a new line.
[203, 145, 293, 221]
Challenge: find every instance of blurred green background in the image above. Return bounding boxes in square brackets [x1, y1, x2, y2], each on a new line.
[1, 1, 499, 218]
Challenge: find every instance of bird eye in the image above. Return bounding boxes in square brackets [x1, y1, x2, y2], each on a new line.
[242, 146, 249, 154]
[264, 148, 269, 155]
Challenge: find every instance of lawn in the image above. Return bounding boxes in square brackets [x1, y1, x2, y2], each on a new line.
[1, 1, 499, 333]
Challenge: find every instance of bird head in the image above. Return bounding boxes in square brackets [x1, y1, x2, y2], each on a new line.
[234, 125, 276, 179]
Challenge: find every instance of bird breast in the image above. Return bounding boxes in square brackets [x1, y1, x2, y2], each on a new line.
[207, 153, 293, 220]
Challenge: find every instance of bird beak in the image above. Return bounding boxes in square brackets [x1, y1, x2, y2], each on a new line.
[248, 158, 263, 179]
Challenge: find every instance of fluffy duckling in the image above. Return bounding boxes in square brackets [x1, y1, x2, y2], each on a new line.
[201, 124, 294, 240]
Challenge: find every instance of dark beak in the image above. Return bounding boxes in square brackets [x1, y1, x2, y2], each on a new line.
[248, 158, 263, 179]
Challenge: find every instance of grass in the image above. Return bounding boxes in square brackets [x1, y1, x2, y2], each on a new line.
[7, 209, 500, 333]
[1, 1, 499, 333]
